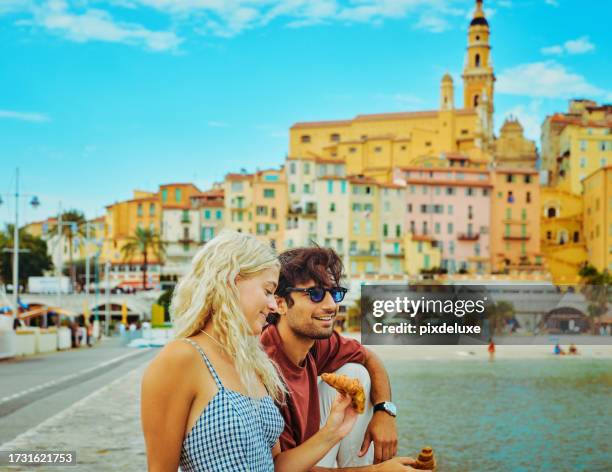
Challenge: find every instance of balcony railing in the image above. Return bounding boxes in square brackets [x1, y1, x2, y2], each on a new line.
[349, 249, 380, 257]
[385, 251, 405, 258]
[457, 232, 479, 241]
[503, 234, 531, 241]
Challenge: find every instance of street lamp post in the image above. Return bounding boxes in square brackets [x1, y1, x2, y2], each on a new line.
[0, 168, 40, 326]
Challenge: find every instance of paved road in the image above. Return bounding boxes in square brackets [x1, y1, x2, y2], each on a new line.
[0, 338, 158, 470]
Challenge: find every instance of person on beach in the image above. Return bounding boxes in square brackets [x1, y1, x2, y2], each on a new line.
[141, 231, 360, 472]
[488, 338, 495, 361]
[568, 343, 578, 355]
[261, 246, 422, 471]
[554, 343, 565, 355]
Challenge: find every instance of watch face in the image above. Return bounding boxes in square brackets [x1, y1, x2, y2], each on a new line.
[385, 402, 397, 417]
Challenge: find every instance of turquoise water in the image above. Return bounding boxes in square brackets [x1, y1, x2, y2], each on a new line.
[388, 358, 612, 471]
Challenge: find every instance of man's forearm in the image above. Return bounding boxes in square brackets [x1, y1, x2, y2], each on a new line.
[363, 348, 391, 404]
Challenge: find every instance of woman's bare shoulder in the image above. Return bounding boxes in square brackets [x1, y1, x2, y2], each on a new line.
[142, 339, 200, 388]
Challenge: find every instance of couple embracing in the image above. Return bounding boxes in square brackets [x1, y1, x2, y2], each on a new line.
[142, 231, 426, 472]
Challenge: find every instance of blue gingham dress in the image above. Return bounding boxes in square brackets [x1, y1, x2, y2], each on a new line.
[179, 338, 284, 472]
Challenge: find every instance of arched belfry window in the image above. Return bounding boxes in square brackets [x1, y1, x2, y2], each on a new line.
[473, 94, 479, 107]
[475, 53, 481, 67]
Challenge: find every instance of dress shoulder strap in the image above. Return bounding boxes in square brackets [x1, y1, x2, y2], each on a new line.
[182, 338, 223, 389]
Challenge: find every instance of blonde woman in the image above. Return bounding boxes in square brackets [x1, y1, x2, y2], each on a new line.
[141, 230, 358, 472]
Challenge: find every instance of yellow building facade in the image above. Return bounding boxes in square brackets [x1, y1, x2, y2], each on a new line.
[583, 166, 612, 272]
[489, 169, 543, 273]
[102, 191, 161, 265]
[223, 168, 288, 249]
[540, 188, 587, 285]
[252, 168, 288, 250]
[542, 101, 612, 194]
[287, 1, 496, 179]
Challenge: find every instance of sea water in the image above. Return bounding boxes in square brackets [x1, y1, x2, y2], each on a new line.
[388, 358, 612, 471]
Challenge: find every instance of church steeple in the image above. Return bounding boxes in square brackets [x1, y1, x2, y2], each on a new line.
[462, 0, 495, 115]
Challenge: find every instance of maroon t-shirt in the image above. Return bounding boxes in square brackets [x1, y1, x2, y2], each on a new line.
[260, 323, 367, 451]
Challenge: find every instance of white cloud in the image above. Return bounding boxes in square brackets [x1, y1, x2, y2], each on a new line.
[0, 109, 50, 122]
[540, 45, 563, 55]
[3, 0, 486, 46]
[0, 0, 31, 14]
[564, 36, 595, 54]
[115, 0, 464, 36]
[415, 14, 449, 33]
[541, 36, 595, 56]
[545, 0, 559, 6]
[497, 61, 610, 100]
[11, 0, 182, 51]
[499, 100, 542, 142]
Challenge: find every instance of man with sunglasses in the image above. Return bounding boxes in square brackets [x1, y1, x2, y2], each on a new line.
[261, 247, 415, 471]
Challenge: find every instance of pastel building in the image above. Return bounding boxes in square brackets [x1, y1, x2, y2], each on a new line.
[102, 190, 161, 266]
[223, 168, 288, 249]
[489, 169, 543, 273]
[540, 187, 587, 285]
[224, 172, 254, 234]
[347, 176, 382, 275]
[314, 176, 350, 265]
[542, 100, 612, 194]
[394, 167, 492, 274]
[583, 166, 612, 272]
[285, 157, 345, 249]
[252, 168, 288, 250]
[160, 183, 202, 277]
[193, 186, 225, 244]
[315, 176, 381, 276]
[379, 183, 408, 275]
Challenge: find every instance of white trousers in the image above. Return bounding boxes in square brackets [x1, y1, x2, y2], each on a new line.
[316, 363, 375, 468]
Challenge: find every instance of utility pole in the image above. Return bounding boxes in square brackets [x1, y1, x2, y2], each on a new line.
[85, 221, 91, 304]
[0, 168, 40, 327]
[12, 169, 19, 325]
[105, 261, 111, 336]
[56, 204, 63, 309]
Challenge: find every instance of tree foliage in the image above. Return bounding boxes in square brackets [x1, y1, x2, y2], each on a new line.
[0, 225, 53, 285]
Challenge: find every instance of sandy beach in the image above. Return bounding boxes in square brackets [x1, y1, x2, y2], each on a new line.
[345, 333, 612, 360]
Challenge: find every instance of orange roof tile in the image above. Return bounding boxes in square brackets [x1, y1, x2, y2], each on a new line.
[405, 179, 492, 188]
[225, 173, 254, 181]
[398, 166, 489, 175]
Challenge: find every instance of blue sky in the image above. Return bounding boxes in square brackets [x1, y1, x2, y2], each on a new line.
[1, 0, 611, 228]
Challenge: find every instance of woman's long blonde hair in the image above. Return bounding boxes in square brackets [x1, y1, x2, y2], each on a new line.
[171, 230, 286, 402]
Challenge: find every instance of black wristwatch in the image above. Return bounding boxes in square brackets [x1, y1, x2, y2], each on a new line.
[373, 401, 397, 417]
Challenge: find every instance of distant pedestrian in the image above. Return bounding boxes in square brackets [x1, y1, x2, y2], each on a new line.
[488, 338, 495, 361]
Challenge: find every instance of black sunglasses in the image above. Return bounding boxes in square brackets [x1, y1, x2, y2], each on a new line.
[285, 286, 348, 303]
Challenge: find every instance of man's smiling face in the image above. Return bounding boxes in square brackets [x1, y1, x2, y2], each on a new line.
[279, 279, 339, 340]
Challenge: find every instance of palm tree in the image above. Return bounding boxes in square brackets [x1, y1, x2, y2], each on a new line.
[50, 210, 86, 289]
[121, 227, 166, 290]
[579, 264, 611, 332]
[488, 300, 514, 336]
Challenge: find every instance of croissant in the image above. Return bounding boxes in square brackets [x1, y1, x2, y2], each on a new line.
[320, 373, 366, 414]
[413, 446, 436, 470]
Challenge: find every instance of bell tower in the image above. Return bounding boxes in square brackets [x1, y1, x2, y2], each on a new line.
[462, 0, 495, 116]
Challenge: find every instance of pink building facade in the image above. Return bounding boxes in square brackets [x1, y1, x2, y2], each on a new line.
[394, 167, 492, 274]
